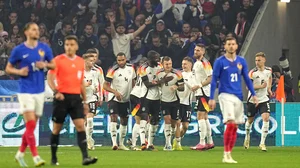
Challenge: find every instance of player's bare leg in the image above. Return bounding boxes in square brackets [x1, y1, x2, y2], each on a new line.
[259, 112, 270, 151]
[15, 111, 45, 167]
[222, 120, 238, 164]
[172, 120, 183, 150]
[131, 116, 141, 150]
[244, 117, 254, 149]
[191, 111, 207, 150]
[73, 118, 98, 165]
[110, 114, 118, 150]
[163, 115, 172, 151]
[118, 117, 129, 150]
[86, 113, 95, 150]
[180, 122, 189, 138]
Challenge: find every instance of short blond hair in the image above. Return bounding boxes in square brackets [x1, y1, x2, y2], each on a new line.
[255, 52, 266, 58]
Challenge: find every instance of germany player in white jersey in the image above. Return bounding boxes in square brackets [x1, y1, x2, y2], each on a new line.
[139, 51, 165, 151]
[173, 57, 195, 151]
[190, 44, 214, 150]
[103, 52, 136, 150]
[83, 54, 101, 150]
[244, 52, 272, 151]
[157, 56, 184, 151]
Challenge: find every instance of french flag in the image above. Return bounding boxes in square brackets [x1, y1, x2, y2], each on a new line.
[154, 0, 177, 14]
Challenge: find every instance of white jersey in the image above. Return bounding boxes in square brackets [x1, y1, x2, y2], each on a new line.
[84, 67, 100, 103]
[248, 66, 272, 103]
[130, 67, 143, 98]
[193, 57, 213, 96]
[157, 68, 184, 102]
[139, 62, 162, 100]
[94, 64, 105, 101]
[177, 71, 195, 105]
[112, 33, 134, 60]
[106, 63, 136, 102]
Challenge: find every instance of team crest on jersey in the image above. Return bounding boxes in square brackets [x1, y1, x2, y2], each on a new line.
[38, 49, 45, 58]
[237, 62, 243, 74]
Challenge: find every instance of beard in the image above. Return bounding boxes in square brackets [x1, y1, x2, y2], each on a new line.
[150, 60, 158, 67]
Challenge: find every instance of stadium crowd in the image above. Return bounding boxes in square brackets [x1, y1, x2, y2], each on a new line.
[0, 0, 264, 78]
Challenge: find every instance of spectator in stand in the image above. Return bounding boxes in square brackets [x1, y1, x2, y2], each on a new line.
[52, 21, 73, 56]
[179, 23, 192, 43]
[4, 11, 22, 32]
[39, 23, 50, 37]
[0, 0, 9, 24]
[98, 8, 116, 35]
[218, 29, 227, 52]
[240, 0, 256, 23]
[30, 11, 40, 24]
[9, 24, 20, 41]
[217, 0, 235, 31]
[54, 14, 78, 34]
[18, 0, 33, 26]
[40, 34, 51, 47]
[40, 0, 58, 32]
[141, 0, 153, 18]
[200, 0, 216, 18]
[78, 23, 99, 55]
[78, 11, 99, 36]
[234, 12, 250, 46]
[145, 34, 169, 57]
[130, 35, 145, 65]
[183, 29, 207, 60]
[156, 5, 181, 32]
[167, 33, 190, 69]
[183, 0, 204, 30]
[95, 33, 115, 74]
[110, 14, 151, 60]
[203, 25, 219, 64]
[128, 14, 150, 41]
[144, 19, 172, 46]
[117, 0, 138, 27]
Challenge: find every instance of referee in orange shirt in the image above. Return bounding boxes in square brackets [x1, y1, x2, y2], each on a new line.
[47, 35, 98, 166]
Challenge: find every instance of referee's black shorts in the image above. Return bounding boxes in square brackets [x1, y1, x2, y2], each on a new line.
[52, 93, 84, 123]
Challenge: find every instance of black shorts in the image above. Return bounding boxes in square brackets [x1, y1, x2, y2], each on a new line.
[52, 94, 84, 124]
[88, 101, 97, 114]
[108, 100, 130, 118]
[247, 101, 270, 117]
[194, 95, 210, 112]
[130, 95, 140, 112]
[140, 98, 160, 117]
[161, 101, 180, 120]
[180, 104, 192, 123]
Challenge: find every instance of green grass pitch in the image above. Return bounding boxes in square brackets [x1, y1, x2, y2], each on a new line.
[1, 146, 300, 168]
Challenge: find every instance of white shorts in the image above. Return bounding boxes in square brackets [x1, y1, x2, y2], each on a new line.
[17, 92, 45, 117]
[218, 93, 245, 124]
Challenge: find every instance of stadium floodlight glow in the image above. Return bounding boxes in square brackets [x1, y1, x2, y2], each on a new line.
[280, 0, 290, 3]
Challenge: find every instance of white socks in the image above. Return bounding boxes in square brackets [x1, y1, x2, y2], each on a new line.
[205, 119, 213, 144]
[140, 120, 147, 145]
[164, 124, 172, 147]
[110, 122, 117, 146]
[86, 118, 94, 140]
[260, 121, 269, 145]
[132, 123, 140, 147]
[119, 125, 127, 146]
[245, 121, 253, 140]
[171, 127, 176, 138]
[147, 124, 158, 147]
[198, 119, 207, 145]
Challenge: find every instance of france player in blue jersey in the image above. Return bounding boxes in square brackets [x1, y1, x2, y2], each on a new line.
[5, 22, 55, 167]
[208, 37, 258, 164]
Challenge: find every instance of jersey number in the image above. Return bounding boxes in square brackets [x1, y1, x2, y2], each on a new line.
[230, 73, 238, 82]
[31, 63, 40, 72]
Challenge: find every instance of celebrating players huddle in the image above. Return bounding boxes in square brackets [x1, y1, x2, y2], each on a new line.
[6, 22, 273, 167]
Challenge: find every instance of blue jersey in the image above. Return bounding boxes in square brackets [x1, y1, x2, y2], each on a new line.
[8, 42, 53, 94]
[210, 55, 256, 100]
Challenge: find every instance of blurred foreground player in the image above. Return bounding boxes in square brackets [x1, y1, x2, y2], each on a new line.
[47, 35, 98, 166]
[6, 22, 55, 167]
[244, 52, 272, 151]
[209, 37, 258, 163]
